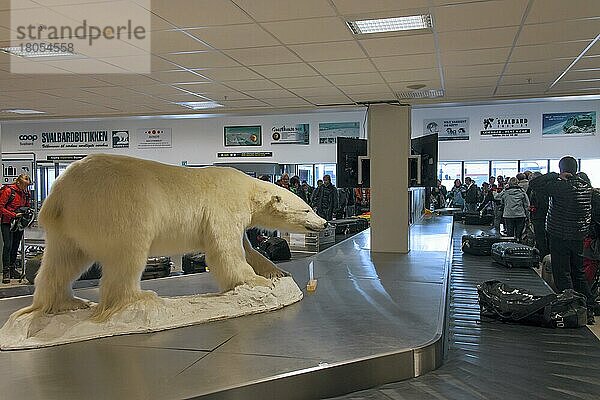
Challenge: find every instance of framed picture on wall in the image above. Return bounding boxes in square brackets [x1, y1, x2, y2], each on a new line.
[224, 125, 262, 147]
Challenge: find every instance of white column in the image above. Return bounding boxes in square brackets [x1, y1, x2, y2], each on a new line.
[369, 104, 411, 253]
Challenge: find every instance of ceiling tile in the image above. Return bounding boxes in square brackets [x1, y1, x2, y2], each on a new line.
[445, 64, 505, 79]
[527, 0, 600, 24]
[434, 0, 527, 32]
[220, 99, 270, 108]
[445, 76, 499, 89]
[552, 79, 600, 91]
[224, 79, 282, 91]
[263, 97, 312, 107]
[187, 24, 279, 49]
[359, 34, 435, 57]
[252, 63, 318, 78]
[504, 59, 571, 75]
[151, 30, 211, 54]
[304, 94, 353, 105]
[125, 84, 188, 97]
[500, 73, 555, 86]
[332, 0, 429, 15]
[233, 0, 336, 22]
[261, 17, 354, 44]
[243, 89, 295, 99]
[150, 56, 181, 72]
[289, 41, 366, 61]
[224, 46, 301, 65]
[326, 72, 385, 85]
[518, 20, 599, 46]
[347, 91, 396, 102]
[443, 47, 511, 66]
[161, 51, 241, 68]
[439, 27, 518, 51]
[389, 79, 442, 90]
[272, 75, 330, 88]
[510, 42, 589, 62]
[310, 59, 376, 75]
[495, 82, 547, 95]
[195, 67, 263, 81]
[188, 91, 252, 101]
[144, 70, 208, 84]
[152, 0, 253, 27]
[338, 83, 391, 94]
[170, 81, 232, 93]
[290, 86, 346, 97]
[371, 53, 437, 71]
[563, 69, 600, 82]
[93, 74, 160, 86]
[444, 86, 494, 98]
[380, 69, 440, 82]
[575, 56, 600, 70]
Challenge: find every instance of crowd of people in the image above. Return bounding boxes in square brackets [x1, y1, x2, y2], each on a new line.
[435, 156, 600, 325]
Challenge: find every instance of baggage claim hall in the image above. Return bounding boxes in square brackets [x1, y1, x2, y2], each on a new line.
[0, 1, 599, 399]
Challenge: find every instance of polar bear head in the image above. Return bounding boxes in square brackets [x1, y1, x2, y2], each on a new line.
[252, 181, 327, 233]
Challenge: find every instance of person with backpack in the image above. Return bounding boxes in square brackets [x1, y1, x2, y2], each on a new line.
[1, 174, 32, 284]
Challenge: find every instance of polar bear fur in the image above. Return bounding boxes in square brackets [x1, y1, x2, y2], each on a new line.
[15, 154, 327, 321]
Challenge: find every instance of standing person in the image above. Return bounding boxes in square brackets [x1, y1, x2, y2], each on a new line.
[436, 179, 448, 199]
[448, 179, 465, 209]
[517, 172, 529, 192]
[489, 176, 496, 187]
[1, 174, 32, 284]
[528, 172, 550, 258]
[496, 175, 505, 190]
[495, 177, 529, 240]
[289, 176, 308, 203]
[311, 175, 338, 221]
[529, 156, 599, 325]
[301, 180, 313, 202]
[463, 177, 479, 212]
[278, 173, 290, 189]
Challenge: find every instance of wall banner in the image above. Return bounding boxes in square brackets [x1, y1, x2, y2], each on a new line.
[271, 124, 310, 144]
[318, 122, 360, 144]
[136, 128, 172, 149]
[224, 125, 262, 147]
[16, 130, 110, 149]
[480, 115, 531, 138]
[217, 152, 273, 158]
[112, 130, 130, 148]
[2, 159, 34, 184]
[542, 111, 596, 137]
[423, 118, 469, 141]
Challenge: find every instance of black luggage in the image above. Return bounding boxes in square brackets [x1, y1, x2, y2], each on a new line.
[463, 212, 494, 225]
[461, 234, 516, 256]
[453, 211, 466, 221]
[491, 242, 540, 268]
[182, 252, 208, 274]
[257, 237, 291, 261]
[142, 256, 172, 279]
[329, 218, 368, 235]
[25, 259, 102, 284]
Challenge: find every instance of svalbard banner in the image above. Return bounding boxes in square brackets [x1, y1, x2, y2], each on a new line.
[480, 115, 531, 139]
[16, 130, 110, 149]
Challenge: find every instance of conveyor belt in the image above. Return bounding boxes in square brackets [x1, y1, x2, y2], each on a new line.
[332, 223, 600, 399]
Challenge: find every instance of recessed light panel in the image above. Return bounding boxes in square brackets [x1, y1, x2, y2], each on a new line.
[0, 46, 76, 59]
[176, 101, 223, 110]
[397, 89, 444, 99]
[2, 109, 46, 114]
[347, 15, 433, 35]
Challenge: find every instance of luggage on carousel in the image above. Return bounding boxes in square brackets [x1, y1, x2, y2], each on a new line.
[461, 234, 516, 256]
[491, 242, 540, 268]
[329, 218, 368, 235]
[182, 252, 208, 274]
[463, 212, 494, 225]
[142, 256, 172, 280]
[256, 237, 291, 262]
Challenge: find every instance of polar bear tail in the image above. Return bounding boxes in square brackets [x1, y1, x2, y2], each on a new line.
[38, 187, 63, 228]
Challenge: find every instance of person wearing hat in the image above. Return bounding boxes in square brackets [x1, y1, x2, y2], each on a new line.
[1, 174, 32, 284]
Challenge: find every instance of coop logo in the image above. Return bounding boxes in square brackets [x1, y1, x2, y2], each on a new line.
[18, 134, 38, 147]
[112, 130, 129, 148]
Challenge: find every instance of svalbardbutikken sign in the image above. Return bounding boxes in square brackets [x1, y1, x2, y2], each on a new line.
[16, 130, 110, 149]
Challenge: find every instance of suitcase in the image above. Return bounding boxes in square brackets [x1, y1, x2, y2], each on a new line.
[25, 259, 102, 284]
[142, 256, 172, 280]
[463, 212, 494, 225]
[182, 252, 208, 274]
[257, 237, 291, 261]
[491, 242, 540, 268]
[461, 234, 516, 256]
[329, 218, 368, 235]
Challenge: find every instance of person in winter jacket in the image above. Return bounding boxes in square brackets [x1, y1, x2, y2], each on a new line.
[448, 179, 465, 208]
[289, 175, 308, 203]
[1, 174, 32, 284]
[529, 156, 599, 325]
[516, 172, 529, 192]
[463, 177, 479, 212]
[495, 177, 530, 240]
[528, 172, 550, 258]
[311, 174, 339, 221]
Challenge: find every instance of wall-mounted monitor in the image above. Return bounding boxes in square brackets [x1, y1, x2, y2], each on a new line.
[410, 133, 438, 187]
[336, 137, 367, 188]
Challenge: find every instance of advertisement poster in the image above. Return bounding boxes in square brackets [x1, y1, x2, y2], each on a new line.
[136, 128, 172, 149]
[2, 160, 34, 184]
[480, 115, 531, 138]
[224, 125, 262, 146]
[17, 130, 110, 149]
[318, 122, 360, 144]
[112, 130, 130, 148]
[271, 124, 310, 145]
[423, 118, 469, 141]
[542, 111, 596, 136]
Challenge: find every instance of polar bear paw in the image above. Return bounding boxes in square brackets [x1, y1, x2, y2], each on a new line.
[246, 275, 273, 288]
[257, 265, 290, 279]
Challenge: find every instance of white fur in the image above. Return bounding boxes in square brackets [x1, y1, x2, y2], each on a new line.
[14, 154, 326, 321]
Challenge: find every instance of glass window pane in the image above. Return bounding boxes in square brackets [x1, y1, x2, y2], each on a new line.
[464, 161, 489, 187]
[438, 161, 462, 192]
[298, 164, 314, 185]
[491, 161, 518, 180]
[581, 159, 600, 187]
[520, 160, 548, 175]
[549, 159, 561, 173]
[314, 163, 337, 186]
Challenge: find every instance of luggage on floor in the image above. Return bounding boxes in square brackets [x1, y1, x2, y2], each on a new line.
[182, 252, 208, 274]
[461, 234, 516, 256]
[463, 212, 494, 225]
[477, 280, 588, 328]
[491, 242, 540, 268]
[256, 237, 291, 261]
[142, 256, 172, 280]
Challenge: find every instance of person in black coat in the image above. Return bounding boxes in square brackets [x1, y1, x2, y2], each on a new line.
[311, 175, 339, 221]
[463, 177, 479, 212]
[529, 156, 599, 324]
[528, 172, 549, 258]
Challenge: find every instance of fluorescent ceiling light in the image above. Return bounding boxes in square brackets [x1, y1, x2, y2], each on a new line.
[2, 109, 46, 114]
[0, 46, 76, 59]
[176, 101, 223, 110]
[397, 89, 444, 99]
[347, 15, 433, 34]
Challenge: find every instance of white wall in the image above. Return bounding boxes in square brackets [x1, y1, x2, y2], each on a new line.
[0, 109, 367, 165]
[412, 98, 600, 161]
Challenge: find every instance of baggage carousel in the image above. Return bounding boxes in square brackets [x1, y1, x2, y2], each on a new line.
[0, 217, 454, 400]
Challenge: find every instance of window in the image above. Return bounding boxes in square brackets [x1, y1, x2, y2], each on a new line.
[491, 161, 518, 180]
[298, 164, 314, 186]
[464, 161, 489, 187]
[520, 160, 548, 175]
[438, 161, 462, 192]
[315, 163, 337, 186]
[581, 159, 600, 187]
[549, 159, 561, 173]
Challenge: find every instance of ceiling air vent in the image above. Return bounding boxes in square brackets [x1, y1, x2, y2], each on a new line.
[397, 89, 444, 99]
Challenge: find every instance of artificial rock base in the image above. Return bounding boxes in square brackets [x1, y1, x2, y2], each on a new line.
[0, 277, 302, 350]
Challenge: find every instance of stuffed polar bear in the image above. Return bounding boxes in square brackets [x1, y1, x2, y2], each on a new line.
[14, 154, 327, 321]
